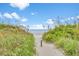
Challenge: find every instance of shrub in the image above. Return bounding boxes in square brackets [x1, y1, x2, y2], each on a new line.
[63, 39, 78, 56]
[42, 24, 79, 56]
[43, 33, 53, 42]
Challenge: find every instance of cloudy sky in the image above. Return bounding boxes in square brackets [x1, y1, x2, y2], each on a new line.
[0, 3, 79, 29]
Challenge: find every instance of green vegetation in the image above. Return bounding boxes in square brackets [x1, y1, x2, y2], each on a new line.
[0, 24, 35, 56]
[43, 24, 79, 56]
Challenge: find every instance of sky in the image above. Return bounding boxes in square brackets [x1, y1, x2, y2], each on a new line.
[0, 3, 79, 29]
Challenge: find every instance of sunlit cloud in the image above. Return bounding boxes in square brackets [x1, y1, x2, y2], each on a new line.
[20, 24, 26, 27]
[11, 12, 20, 20]
[31, 13, 35, 15]
[71, 17, 74, 19]
[76, 15, 79, 19]
[29, 24, 46, 29]
[3, 13, 13, 19]
[21, 18, 28, 22]
[10, 1, 30, 10]
[2, 12, 28, 23]
[31, 12, 38, 15]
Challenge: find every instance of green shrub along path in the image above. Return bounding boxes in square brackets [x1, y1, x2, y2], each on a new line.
[0, 24, 36, 56]
[43, 24, 79, 56]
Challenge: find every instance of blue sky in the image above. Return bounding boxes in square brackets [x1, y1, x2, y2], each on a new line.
[0, 3, 79, 29]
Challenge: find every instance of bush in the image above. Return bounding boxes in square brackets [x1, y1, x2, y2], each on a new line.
[43, 33, 53, 42]
[55, 37, 66, 48]
[42, 24, 79, 56]
[63, 39, 78, 56]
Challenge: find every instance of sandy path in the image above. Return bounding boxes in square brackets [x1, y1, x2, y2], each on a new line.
[31, 31, 64, 56]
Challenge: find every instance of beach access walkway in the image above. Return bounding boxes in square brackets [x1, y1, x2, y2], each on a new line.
[31, 31, 64, 56]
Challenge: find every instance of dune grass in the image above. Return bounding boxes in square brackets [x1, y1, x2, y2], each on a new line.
[0, 24, 36, 56]
[42, 24, 79, 56]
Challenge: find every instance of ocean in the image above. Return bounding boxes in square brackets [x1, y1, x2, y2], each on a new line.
[29, 29, 48, 34]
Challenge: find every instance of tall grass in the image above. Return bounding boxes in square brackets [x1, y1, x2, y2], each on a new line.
[0, 24, 36, 56]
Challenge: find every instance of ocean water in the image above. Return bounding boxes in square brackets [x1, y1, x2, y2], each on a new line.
[29, 29, 48, 34]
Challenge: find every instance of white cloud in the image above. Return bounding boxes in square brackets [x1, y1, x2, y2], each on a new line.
[71, 17, 74, 19]
[31, 12, 36, 15]
[67, 18, 71, 20]
[46, 19, 54, 24]
[76, 16, 79, 19]
[31, 12, 38, 16]
[11, 12, 20, 19]
[20, 24, 26, 27]
[10, 1, 30, 10]
[21, 18, 28, 22]
[29, 24, 46, 29]
[0, 12, 28, 25]
[31, 13, 35, 15]
[3, 13, 13, 19]
[3, 12, 20, 20]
